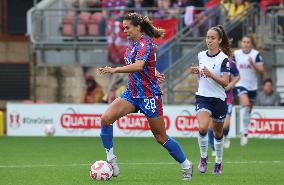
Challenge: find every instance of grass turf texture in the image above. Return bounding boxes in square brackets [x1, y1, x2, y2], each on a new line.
[0, 137, 283, 185]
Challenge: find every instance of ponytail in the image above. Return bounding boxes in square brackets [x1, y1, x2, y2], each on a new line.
[123, 13, 165, 39]
[210, 25, 232, 58]
[141, 16, 165, 39]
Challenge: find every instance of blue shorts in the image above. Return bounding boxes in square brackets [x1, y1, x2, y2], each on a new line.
[195, 95, 227, 123]
[120, 90, 163, 118]
[227, 103, 232, 117]
[236, 86, 257, 102]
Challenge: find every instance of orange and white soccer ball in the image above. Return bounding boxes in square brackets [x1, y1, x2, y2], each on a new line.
[90, 160, 113, 181]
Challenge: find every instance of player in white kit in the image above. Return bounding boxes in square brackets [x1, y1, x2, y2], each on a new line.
[191, 25, 231, 175]
[234, 35, 264, 146]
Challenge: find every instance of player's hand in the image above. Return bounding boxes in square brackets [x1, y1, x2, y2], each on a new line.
[190, 63, 199, 74]
[225, 83, 232, 91]
[156, 71, 166, 83]
[97, 66, 116, 74]
[201, 67, 212, 78]
[248, 57, 254, 66]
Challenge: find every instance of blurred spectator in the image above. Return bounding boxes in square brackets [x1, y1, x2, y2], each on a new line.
[259, 0, 282, 13]
[102, 0, 126, 19]
[227, 0, 249, 20]
[80, 75, 104, 103]
[255, 78, 281, 106]
[127, 0, 155, 14]
[80, 0, 102, 12]
[100, 0, 126, 36]
[153, 0, 172, 18]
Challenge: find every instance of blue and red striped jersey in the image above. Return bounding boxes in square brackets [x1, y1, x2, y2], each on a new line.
[123, 34, 162, 98]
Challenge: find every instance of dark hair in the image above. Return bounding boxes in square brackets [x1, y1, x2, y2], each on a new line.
[209, 25, 232, 58]
[263, 78, 273, 85]
[123, 13, 165, 39]
[242, 35, 257, 48]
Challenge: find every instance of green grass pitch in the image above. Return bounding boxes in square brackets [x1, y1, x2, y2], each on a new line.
[0, 137, 283, 185]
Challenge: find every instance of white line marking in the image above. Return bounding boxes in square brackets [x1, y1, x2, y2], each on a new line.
[0, 161, 282, 168]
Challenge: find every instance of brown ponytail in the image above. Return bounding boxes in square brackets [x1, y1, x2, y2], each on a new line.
[210, 25, 232, 58]
[123, 13, 165, 39]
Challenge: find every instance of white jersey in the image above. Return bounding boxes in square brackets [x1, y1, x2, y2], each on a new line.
[196, 50, 230, 101]
[234, 49, 263, 91]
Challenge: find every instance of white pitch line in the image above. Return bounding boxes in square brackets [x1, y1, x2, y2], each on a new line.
[0, 161, 282, 168]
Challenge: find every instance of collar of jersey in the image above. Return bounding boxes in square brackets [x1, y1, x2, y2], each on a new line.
[206, 50, 221, 57]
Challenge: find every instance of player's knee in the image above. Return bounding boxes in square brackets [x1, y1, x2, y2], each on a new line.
[199, 126, 208, 134]
[213, 132, 223, 139]
[153, 133, 167, 145]
[101, 114, 113, 125]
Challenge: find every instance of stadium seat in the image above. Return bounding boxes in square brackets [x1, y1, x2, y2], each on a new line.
[77, 12, 91, 36]
[88, 12, 103, 36]
[62, 11, 75, 36]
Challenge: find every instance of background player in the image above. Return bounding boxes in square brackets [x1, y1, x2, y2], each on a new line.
[234, 35, 264, 146]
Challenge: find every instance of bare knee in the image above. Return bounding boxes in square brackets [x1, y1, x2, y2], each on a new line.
[101, 114, 113, 125]
[199, 126, 208, 134]
[213, 131, 223, 139]
[153, 133, 168, 145]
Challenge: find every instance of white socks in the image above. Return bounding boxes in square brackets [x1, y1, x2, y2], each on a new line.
[181, 159, 192, 169]
[198, 133, 208, 158]
[214, 137, 224, 164]
[105, 147, 116, 161]
[241, 106, 251, 135]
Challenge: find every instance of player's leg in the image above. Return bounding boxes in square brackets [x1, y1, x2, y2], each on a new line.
[208, 127, 215, 156]
[212, 120, 224, 174]
[196, 111, 211, 173]
[211, 98, 227, 175]
[141, 96, 193, 180]
[238, 93, 250, 146]
[223, 104, 232, 148]
[100, 97, 136, 177]
[148, 116, 193, 180]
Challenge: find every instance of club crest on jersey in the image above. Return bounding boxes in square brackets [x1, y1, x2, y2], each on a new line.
[226, 61, 230, 70]
[140, 43, 145, 47]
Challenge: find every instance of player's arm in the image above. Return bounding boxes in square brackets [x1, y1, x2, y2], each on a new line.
[201, 58, 230, 87]
[226, 61, 240, 90]
[227, 75, 240, 89]
[209, 72, 229, 87]
[249, 54, 264, 74]
[97, 61, 145, 74]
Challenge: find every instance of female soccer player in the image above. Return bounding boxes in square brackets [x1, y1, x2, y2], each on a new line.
[234, 35, 264, 146]
[208, 58, 240, 156]
[97, 13, 193, 180]
[190, 25, 231, 174]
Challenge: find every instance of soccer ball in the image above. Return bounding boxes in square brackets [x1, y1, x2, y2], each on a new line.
[44, 124, 55, 136]
[90, 160, 113, 181]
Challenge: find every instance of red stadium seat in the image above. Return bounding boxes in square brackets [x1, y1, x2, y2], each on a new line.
[62, 11, 75, 36]
[88, 12, 103, 36]
[62, 24, 73, 36]
[63, 11, 75, 24]
[77, 12, 91, 36]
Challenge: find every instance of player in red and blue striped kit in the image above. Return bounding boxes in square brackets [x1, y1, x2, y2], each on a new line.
[97, 13, 193, 180]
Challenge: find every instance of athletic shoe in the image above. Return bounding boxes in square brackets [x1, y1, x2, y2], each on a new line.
[182, 161, 193, 181]
[108, 157, 120, 177]
[224, 137, 231, 149]
[212, 162, 222, 175]
[198, 156, 208, 173]
[240, 135, 248, 146]
[211, 150, 216, 157]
